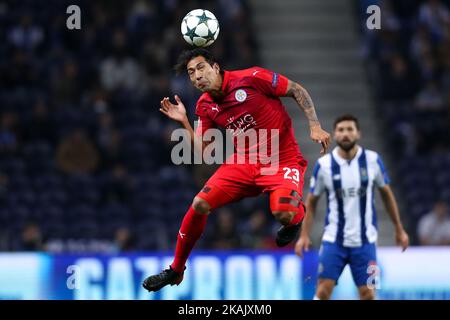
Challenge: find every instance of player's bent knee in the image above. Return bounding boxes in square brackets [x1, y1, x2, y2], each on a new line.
[192, 197, 211, 214]
[359, 287, 376, 300]
[316, 279, 335, 300]
[272, 211, 296, 225]
[316, 287, 332, 300]
[316, 285, 333, 300]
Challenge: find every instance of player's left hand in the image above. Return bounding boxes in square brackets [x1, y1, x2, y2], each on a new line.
[395, 227, 409, 252]
[310, 126, 331, 155]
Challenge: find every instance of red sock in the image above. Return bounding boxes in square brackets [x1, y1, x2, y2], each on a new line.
[288, 205, 305, 226]
[170, 206, 208, 273]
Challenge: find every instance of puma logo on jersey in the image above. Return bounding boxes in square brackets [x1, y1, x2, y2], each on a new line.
[179, 231, 186, 239]
[212, 104, 220, 112]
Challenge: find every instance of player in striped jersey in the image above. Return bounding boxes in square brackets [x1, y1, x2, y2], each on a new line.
[295, 114, 409, 300]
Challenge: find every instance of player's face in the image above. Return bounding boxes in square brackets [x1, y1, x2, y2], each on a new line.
[186, 56, 221, 92]
[334, 120, 360, 151]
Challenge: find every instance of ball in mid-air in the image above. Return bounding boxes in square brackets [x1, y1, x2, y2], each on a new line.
[181, 9, 220, 47]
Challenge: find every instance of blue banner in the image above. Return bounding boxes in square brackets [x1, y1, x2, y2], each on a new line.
[0, 248, 449, 300]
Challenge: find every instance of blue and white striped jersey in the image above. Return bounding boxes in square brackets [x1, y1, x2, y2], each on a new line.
[309, 147, 390, 247]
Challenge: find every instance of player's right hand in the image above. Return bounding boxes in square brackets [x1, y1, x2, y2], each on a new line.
[295, 236, 312, 258]
[310, 125, 331, 155]
[395, 228, 409, 252]
[159, 95, 188, 123]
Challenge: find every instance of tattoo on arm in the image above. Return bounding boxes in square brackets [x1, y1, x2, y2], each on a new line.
[287, 82, 320, 127]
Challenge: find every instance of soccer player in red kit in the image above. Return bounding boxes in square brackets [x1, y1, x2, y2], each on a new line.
[143, 48, 331, 292]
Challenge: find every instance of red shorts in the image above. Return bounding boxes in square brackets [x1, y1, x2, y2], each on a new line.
[196, 158, 307, 211]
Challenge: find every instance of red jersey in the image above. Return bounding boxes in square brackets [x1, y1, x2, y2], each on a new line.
[195, 67, 307, 166]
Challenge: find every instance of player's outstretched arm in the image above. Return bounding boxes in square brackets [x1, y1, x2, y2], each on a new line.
[295, 193, 320, 258]
[378, 185, 409, 252]
[285, 80, 331, 155]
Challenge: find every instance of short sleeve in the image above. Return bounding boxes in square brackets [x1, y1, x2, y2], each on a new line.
[374, 155, 391, 187]
[248, 67, 289, 97]
[194, 104, 215, 136]
[309, 161, 325, 196]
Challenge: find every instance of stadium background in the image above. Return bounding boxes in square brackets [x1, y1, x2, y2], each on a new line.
[0, 0, 449, 299]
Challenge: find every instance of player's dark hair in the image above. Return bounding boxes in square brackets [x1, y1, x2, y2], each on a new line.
[174, 48, 219, 74]
[334, 114, 360, 130]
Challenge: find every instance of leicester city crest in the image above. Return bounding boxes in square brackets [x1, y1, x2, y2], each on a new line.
[235, 89, 247, 102]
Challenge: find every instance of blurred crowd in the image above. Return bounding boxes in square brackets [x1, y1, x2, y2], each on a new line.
[2, 0, 449, 252]
[357, 0, 450, 244]
[0, 0, 280, 252]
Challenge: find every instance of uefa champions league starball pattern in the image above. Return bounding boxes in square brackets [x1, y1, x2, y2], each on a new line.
[181, 9, 220, 47]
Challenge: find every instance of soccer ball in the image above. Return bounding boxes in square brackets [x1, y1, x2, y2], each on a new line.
[181, 9, 220, 47]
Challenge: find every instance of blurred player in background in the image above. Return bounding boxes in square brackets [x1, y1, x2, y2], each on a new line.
[143, 48, 331, 292]
[295, 114, 409, 300]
